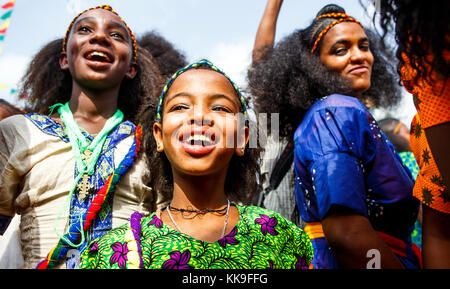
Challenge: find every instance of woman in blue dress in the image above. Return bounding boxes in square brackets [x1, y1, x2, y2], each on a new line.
[248, 4, 421, 269]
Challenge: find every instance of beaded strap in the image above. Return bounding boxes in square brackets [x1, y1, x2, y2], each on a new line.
[310, 13, 364, 54]
[84, 125, 142, 230]
[62, 5, 137, 62]
[36, 125, 142, 269]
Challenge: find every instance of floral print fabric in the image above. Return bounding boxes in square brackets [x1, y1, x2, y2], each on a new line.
[78, 204, 313, 269]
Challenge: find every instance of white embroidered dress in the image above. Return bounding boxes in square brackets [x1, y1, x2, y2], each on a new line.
[0, 114, 154, 268]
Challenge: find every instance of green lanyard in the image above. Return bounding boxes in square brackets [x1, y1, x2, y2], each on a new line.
[51, 102, 124, 176]
[49, 102, 124, 247]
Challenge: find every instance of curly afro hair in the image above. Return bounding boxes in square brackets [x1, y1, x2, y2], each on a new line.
[248, 4, 402, 140]
[137, 31, 188, 79]
[371, 0, 449, 88]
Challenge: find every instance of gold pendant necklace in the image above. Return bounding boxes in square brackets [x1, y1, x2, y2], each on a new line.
[77, 174, 94, 202]
[77, 149, 94, 202]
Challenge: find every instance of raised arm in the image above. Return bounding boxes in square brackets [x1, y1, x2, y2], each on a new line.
[252, 0, 283, 62]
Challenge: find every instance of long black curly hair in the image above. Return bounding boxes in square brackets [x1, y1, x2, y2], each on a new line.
[248, 4, 402, 140]
[371, 0, 449, 87]
[137, 30, 188, 79]
[19, 38, 164, 123]
[138, 63, 263, 208]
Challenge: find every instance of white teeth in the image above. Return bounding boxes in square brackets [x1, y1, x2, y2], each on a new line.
[183, 134, 214, 145]
[187, 135, 210, 142]
[92, 52, 106, 57]
[87, 51, 110, 61]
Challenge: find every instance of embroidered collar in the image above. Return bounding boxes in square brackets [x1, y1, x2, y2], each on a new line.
[24, 113, 135, 149]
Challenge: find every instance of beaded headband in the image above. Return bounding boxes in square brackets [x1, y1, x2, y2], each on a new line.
[62, 5, 137, 62]
[155, 59, 248, 124]
[310, 13, 364, 54]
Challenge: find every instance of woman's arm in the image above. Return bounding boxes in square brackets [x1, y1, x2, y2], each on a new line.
[421, 103, 450, 269]
[0, 119, 21, 235]
[322, 206, 405, 269]
[422, 203, 450, 268]
[425, 122, 450, 188]
[252, 0, 283, 62]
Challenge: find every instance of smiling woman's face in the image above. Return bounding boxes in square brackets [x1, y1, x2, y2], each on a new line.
[153, 69, 248, 177]
[319, 22, 374, 98]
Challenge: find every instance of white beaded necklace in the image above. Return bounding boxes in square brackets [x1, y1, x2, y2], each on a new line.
[166, 199, 231, 239]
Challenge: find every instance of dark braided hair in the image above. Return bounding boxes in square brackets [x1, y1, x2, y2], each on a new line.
[371, 0, 449, 87]
[248, 4, 402, 141]
[139, 64, 262, 208]
[20, 38, 164, 123]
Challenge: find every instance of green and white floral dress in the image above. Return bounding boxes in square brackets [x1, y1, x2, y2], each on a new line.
[78, 204, 313, 269]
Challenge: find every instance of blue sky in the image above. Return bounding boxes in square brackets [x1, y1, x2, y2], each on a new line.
[0, 0, 416, 125]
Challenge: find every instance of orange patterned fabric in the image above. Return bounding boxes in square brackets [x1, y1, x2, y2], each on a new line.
[401, 52, 450, 128]
[410, 114, 449, 213]
[402, 52, 450, 213]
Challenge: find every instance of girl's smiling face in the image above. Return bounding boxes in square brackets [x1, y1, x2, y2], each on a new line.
[153, 69, 249, 177]
[319, 22, 374, 98]
[60, 8, 137, 90]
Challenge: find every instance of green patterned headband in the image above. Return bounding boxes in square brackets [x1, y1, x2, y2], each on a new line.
[155, 59, 248, 123]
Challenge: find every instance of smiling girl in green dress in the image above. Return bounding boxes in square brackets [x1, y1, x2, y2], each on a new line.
[78, 60, 313, 269]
